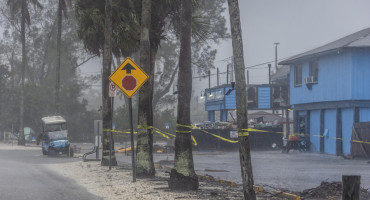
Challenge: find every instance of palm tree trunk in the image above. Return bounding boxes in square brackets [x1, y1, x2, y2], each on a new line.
[18, 0, 26, 146]
[227, 0, 256, 199]
[168, 0, 198, 190]
[136, 0, 155, 178]
[55, 0, 62, 114]
[101, 0, 117, 166]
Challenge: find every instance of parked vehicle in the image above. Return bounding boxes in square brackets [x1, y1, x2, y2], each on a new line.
[40, 116, 73, 157]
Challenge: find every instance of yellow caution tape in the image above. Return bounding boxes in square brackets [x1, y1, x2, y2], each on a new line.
[154, 130, 170, 139]
[176, 130, 192, 133]
[191, 125, 238, 143]
[103, 129, 137, 134]
[137, 125, 153, 130]
[191, 135, 198, 146]
[106, 124, 370, 147]
[176, 124, 194, 129]
[238, 131, 249, 137]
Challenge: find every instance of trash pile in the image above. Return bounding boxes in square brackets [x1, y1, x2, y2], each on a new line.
[300, 181, 370, 200]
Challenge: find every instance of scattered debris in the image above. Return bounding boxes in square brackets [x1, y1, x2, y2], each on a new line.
[300, 181, 370, 200]
[274, 190, 301, 200]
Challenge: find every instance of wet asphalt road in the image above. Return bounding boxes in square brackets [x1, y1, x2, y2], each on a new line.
[0, 145, 101, 200]
[114, 147, 370, 192]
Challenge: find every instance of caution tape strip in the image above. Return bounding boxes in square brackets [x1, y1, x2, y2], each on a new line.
[189, 124, 239, 143]
[105, 124, 370, 146]
[104, 125, 198, 146]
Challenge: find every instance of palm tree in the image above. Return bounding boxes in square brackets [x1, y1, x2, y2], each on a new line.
[101, 0, 117, 166]
[168, 0, 198, 190]
[227, 0, 256, 199]
[7, 0, 42, 146]
[136, 0, 155, 178]
[55, 0, 71, 114]
[75, 0, 141, 166]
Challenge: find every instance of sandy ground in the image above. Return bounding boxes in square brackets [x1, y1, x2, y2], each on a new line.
[44, 161, 250, 200]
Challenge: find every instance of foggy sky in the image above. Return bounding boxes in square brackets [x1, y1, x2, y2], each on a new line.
[81, 1, 370, 92]
[213, 0, 370, 85]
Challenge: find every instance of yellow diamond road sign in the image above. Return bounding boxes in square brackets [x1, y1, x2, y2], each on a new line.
[109, 57, 149, 98]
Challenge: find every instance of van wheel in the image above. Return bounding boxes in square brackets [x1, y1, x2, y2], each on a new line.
[42, 148, 48, 155]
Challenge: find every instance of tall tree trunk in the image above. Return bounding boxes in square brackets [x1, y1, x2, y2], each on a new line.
[101, 0, 117, 166]
[227, 0, 256, 199]
[168, 0, 198, 190]
[55, 0, 62, 114]
[18, 1, 26, 146]
[136, 0, 155, 178]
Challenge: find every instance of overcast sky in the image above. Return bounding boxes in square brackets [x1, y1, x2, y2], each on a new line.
[209, 0, 370, 85]
[80, 1, 370, 92]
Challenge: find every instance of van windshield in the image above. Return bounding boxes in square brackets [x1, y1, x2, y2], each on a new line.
[45, 123, 67, 132]
[47, 131, 68, 140]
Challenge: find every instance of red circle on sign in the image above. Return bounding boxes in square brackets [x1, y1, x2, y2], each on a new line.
[122, 75, 137, 91]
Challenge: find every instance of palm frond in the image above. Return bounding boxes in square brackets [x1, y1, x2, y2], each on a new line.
[191, 15, 211, 42]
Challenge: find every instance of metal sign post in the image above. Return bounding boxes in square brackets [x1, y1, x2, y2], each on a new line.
[109, 57, 149, 182]
[109, 82, 116, 170]
[97, 122, 100, 159]
[109, 96, 113, 170]
[128, 97, 136, 182]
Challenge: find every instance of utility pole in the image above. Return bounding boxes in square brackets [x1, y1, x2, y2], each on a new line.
[274, 42, 279, 72]
[268, 64, 271, 85]
[227, 64, 229, 84]
[247, 70, 249, 85]
[231, 59, 234, 82]
[208, 70, 211, 89]
[217, 68, 219, 86]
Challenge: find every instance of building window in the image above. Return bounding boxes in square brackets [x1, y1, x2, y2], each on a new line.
[309, 61, 318, 83]
[207, 91, 215, 101]
[215, 90, 223, 100]
[294, 65, 302, 87]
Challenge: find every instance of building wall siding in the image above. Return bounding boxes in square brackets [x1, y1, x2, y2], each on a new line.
[310, 110, 321, 152]
[341, 108, 353, 155]
[258, 87, 271, 109]
[359, 107, 370, 122]
[324, 109, 337, 155]
[352, 49, 370, 100]
[224, 86, 236, 110]
[290, 51, 352, 105]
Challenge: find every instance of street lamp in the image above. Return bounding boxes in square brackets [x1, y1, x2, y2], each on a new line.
[200, 90, 205, 99]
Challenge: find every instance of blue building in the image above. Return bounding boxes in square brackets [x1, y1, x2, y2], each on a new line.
[280, 28, 370, 156]
[204, 83, 289, 122]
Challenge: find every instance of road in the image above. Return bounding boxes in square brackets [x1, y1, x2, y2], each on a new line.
[115, 148, 370, 192]
[0, 144, 101, 200]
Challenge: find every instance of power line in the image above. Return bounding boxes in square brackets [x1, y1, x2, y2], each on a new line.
[193, 56, 291, 79]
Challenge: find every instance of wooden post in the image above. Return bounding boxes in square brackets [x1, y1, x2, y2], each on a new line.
[208, 70, 211, 89]
[226, 64, 229, 84]
[354, 107, 359, 123]
[306, 110, 310, 147]
[217, 68, 219, 86]
[320, 109, 325, 153]
[342, 175, 361, 200]
[336, 108, 343, 156]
